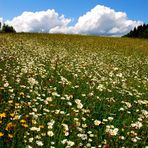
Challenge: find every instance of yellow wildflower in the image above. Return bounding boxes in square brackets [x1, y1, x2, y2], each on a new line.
[15, 103, 20, 106]
[0, 87, 4, 90]
[8, 134, 13, 138]
[0, 132, 4, 137]
[8, 100, 13, 104]
[6, 122, 15, 131]
[20, 92, 24, 96]
[20, 119, 26, 123]
[10, 113, 15, 117]
[21, 124, 28, 128]
[144, 100, 148, 104]
[14, 115, 19, 120]
[0, 113, 6, 118]
[39, 125, 44, 128]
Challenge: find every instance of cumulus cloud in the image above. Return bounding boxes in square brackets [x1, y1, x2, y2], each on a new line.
[0, 17, 3, 22]
[5, 5, 142, 36]
[50, 5, 142, 36]
[6, 9, 71, 32]
[0, 17, 4, 26]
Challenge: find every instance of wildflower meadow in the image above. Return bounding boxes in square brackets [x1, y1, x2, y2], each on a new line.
[0, 33, 148, 147]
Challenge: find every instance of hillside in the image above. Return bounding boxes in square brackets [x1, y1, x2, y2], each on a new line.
[0, 33, 148, 147]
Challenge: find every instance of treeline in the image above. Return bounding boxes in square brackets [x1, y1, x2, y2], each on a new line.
[0, 23, 16, 33]
[123, 24, 148, 38]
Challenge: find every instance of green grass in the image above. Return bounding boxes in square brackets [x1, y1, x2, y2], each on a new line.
[0, 33, 148, 147]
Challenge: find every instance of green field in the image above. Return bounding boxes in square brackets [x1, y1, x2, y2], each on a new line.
[0, 33, 148, 147]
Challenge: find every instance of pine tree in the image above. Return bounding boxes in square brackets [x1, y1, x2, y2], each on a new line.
[123, 24, 148, 38]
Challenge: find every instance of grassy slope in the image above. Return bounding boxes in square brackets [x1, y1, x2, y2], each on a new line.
[0, 33, 148, 147]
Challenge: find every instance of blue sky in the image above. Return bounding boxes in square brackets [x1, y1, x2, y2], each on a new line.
[0, 0, 147, 23]
[0, 0, 147, 35]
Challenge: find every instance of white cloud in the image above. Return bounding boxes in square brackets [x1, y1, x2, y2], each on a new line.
[0, 17, 3, 22]
[6, 9, 71, 32]
[5, 5, 142, 36]
[0, 17, 4, 27]
[50, 5, 142, 36]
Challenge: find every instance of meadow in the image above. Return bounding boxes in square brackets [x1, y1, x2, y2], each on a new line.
[0, 33, 148, 147]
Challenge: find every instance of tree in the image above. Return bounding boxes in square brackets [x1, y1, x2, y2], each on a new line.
[1, 24, 16, 33]
[123, 24, 148, 38]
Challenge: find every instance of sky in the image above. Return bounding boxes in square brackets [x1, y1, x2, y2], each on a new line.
[0, 0, 147, 36]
